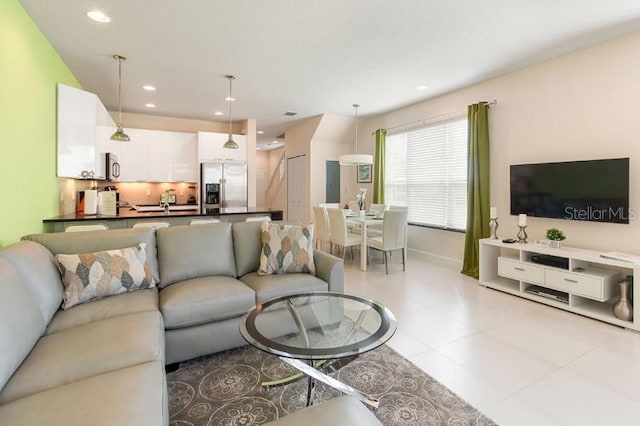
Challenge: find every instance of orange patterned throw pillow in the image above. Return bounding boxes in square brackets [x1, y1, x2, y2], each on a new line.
[55, 243, 156, 309]
[258, 222, 315, 275]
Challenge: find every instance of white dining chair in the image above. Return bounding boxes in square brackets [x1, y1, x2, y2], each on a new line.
[319, 203, 340, 209]
[64, 224, 109, 232]
[189, 218, 221, 225]
[366, 203, 387, 237]
[313, 206, 331, 251]
[327, 208, 361, 260]
[367, 209, 408, 274]
[132, 222, 170, 230]
[245, 216, 272, 222]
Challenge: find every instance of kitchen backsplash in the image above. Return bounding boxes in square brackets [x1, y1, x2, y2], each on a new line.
[98, 182, 198, 207]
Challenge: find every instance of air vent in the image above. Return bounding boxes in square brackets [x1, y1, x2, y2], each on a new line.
[284, 111, 297, 116]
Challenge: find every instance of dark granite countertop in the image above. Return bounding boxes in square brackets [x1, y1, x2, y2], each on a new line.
[43, 207, 283, 223]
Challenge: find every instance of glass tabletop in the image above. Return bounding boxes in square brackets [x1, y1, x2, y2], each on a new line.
[240, 292, 397, 360]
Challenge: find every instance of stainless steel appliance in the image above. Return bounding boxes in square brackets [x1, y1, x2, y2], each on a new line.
[200, 161, 247, 213]
[106, 153, 120, 181]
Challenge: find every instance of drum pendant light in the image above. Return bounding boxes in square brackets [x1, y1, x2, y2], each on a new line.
[223, 75, 239, 149]
[339, 104, 372, 165]
[110, 55, 130, 141]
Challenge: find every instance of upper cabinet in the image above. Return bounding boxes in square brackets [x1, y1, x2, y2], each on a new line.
[111, 129, 198, 183]
[197, 132, 247, 163]
[57, 84, 111, 179]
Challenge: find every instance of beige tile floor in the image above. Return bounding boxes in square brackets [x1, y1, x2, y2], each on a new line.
[342, 250, 640, 425]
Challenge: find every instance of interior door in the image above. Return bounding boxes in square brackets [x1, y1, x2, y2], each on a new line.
[287, 155, 308, 223]
[325, 160, 340, 204]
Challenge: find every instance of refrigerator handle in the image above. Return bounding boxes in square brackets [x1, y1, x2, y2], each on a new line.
[220, 178, 225, 208]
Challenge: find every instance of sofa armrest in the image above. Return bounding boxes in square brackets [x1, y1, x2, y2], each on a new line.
[313, 250, 344, 293]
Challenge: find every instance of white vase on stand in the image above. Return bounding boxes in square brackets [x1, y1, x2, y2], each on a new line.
[613, 278, 633, 321]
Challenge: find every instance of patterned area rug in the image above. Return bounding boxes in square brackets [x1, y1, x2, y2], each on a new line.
[167, 344, 496, 426]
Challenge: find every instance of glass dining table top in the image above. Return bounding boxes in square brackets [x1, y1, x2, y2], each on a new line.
[239, 292, 397, 361]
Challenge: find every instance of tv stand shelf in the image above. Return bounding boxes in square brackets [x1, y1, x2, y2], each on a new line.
[479, 238, 639, 331]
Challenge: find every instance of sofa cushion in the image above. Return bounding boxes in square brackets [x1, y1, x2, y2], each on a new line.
[0, 241, 63, 324]
[0, 258, 46, 391]
[55, 243, 156, 309]
[45, 287, 159, 335]
[160, 276, 255, 329]
[23, 227, 160, 284]
[240, 271, 328, 304]
[0, 310, 164, 405]
[157, 223, 237, 287]
[258, 222, 316, 275]
[0, 361, 167, 426]
[232, 221, 263, 276]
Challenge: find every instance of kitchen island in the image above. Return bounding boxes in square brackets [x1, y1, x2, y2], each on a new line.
[43, 207, 283, 232]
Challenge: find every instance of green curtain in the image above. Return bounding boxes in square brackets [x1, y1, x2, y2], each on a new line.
[372, 129, 386, 204]
[461, 102, 490, 279]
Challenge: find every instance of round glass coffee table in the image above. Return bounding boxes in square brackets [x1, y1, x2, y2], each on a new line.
[239, 291, 396, 408]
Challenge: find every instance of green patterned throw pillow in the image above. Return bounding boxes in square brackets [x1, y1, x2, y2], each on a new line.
[258, 223, 315, 275]
[55, 243, 156, 309]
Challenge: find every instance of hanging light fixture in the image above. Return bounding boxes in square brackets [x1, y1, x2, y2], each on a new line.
[110, 54, 130, 141]
[338, 104, 372, 165]
[223, 75, 239, 149]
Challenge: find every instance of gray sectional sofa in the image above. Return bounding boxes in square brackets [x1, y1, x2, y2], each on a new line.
[0, 221, 385, 426]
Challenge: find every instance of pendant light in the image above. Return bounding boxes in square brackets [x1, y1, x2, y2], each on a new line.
[223, 75, 239, 149]
[338, 104, 372, 165]
[110, 55, 130, 141]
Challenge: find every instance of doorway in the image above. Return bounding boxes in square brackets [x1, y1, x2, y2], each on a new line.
[325, 160, 340, 204]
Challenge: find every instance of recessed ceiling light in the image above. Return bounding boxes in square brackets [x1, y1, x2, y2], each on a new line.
[225, 97, 236, 102]
[256, 147, 261, 150]
[214, 111, 224, 116]
[145, 103, 156, 108]
[142, 85, 156, 91]
[257, 130, 264, 134]
[272, 141, 279, 144]
[87, 10, 111, 23]
[416, 85, 428, 91]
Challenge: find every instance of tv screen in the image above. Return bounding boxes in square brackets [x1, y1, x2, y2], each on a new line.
[510, 158, 629, 224]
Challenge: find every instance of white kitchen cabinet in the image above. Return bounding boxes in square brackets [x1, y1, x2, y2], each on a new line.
[147, 131, 174, 182]
[94, 100, 116, 180]
[116, 128, 149, 182]
[197, 131, 246, 163]
[57, 84, 98, 178]
[173, 132, 198, 182]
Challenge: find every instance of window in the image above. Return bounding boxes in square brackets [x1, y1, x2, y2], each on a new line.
[385, 117, 468, 231]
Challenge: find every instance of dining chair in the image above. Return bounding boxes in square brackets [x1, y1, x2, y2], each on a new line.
[245, 216, 272, 222]
[319, 203, 340, 209]
[312, 206, 331, 251]
[366, 209, 408, 274]
[367, 203, 387, 237]
[327, 208, 361, 260]
[132, 222, 170, 230]
[189, 218, 221, 225]
[64, 224, 109, 232]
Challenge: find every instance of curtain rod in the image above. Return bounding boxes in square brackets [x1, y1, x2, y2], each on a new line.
[373, 99, 497, 134]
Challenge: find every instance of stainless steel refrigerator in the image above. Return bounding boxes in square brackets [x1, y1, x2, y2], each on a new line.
[200, 161, 248, 213]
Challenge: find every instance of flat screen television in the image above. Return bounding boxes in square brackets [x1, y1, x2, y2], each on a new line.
[510, 158, 630, 224]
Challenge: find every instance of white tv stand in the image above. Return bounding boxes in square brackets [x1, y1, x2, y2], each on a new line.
[479, 238, 639, 331]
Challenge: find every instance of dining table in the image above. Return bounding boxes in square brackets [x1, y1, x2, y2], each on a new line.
[346, 213, 384, 271]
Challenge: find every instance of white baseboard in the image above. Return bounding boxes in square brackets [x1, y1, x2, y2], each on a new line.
[407, 248, 462, 268]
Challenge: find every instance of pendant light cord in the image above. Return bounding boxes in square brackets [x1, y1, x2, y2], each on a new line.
[117, 57, 123, 126]
[353, 103, 360, 152]
[228, 76, 233, 136]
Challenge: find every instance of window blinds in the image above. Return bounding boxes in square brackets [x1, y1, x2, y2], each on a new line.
[385, 117, 468, 231]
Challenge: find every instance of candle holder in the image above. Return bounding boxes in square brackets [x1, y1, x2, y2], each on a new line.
[489, 218, 499, 239]
[517, 225, 528, 243]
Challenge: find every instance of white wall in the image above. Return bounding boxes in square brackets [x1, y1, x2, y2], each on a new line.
[359, 31, 640, 260]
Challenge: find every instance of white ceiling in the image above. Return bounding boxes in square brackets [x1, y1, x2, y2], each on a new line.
[18, 0, 640, 149]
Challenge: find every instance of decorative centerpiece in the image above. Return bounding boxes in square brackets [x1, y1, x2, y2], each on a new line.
[614, 275, 633, 321]
[545, 228, 566, 249]
[356, 188, 367, 215]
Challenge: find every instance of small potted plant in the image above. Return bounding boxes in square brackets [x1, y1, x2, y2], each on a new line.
[546, 228, 566, 249]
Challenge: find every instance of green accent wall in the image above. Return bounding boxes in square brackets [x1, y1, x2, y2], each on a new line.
[0, 0, 80, 246]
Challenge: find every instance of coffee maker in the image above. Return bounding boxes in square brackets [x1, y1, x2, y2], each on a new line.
[203, 183, 220, 213]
